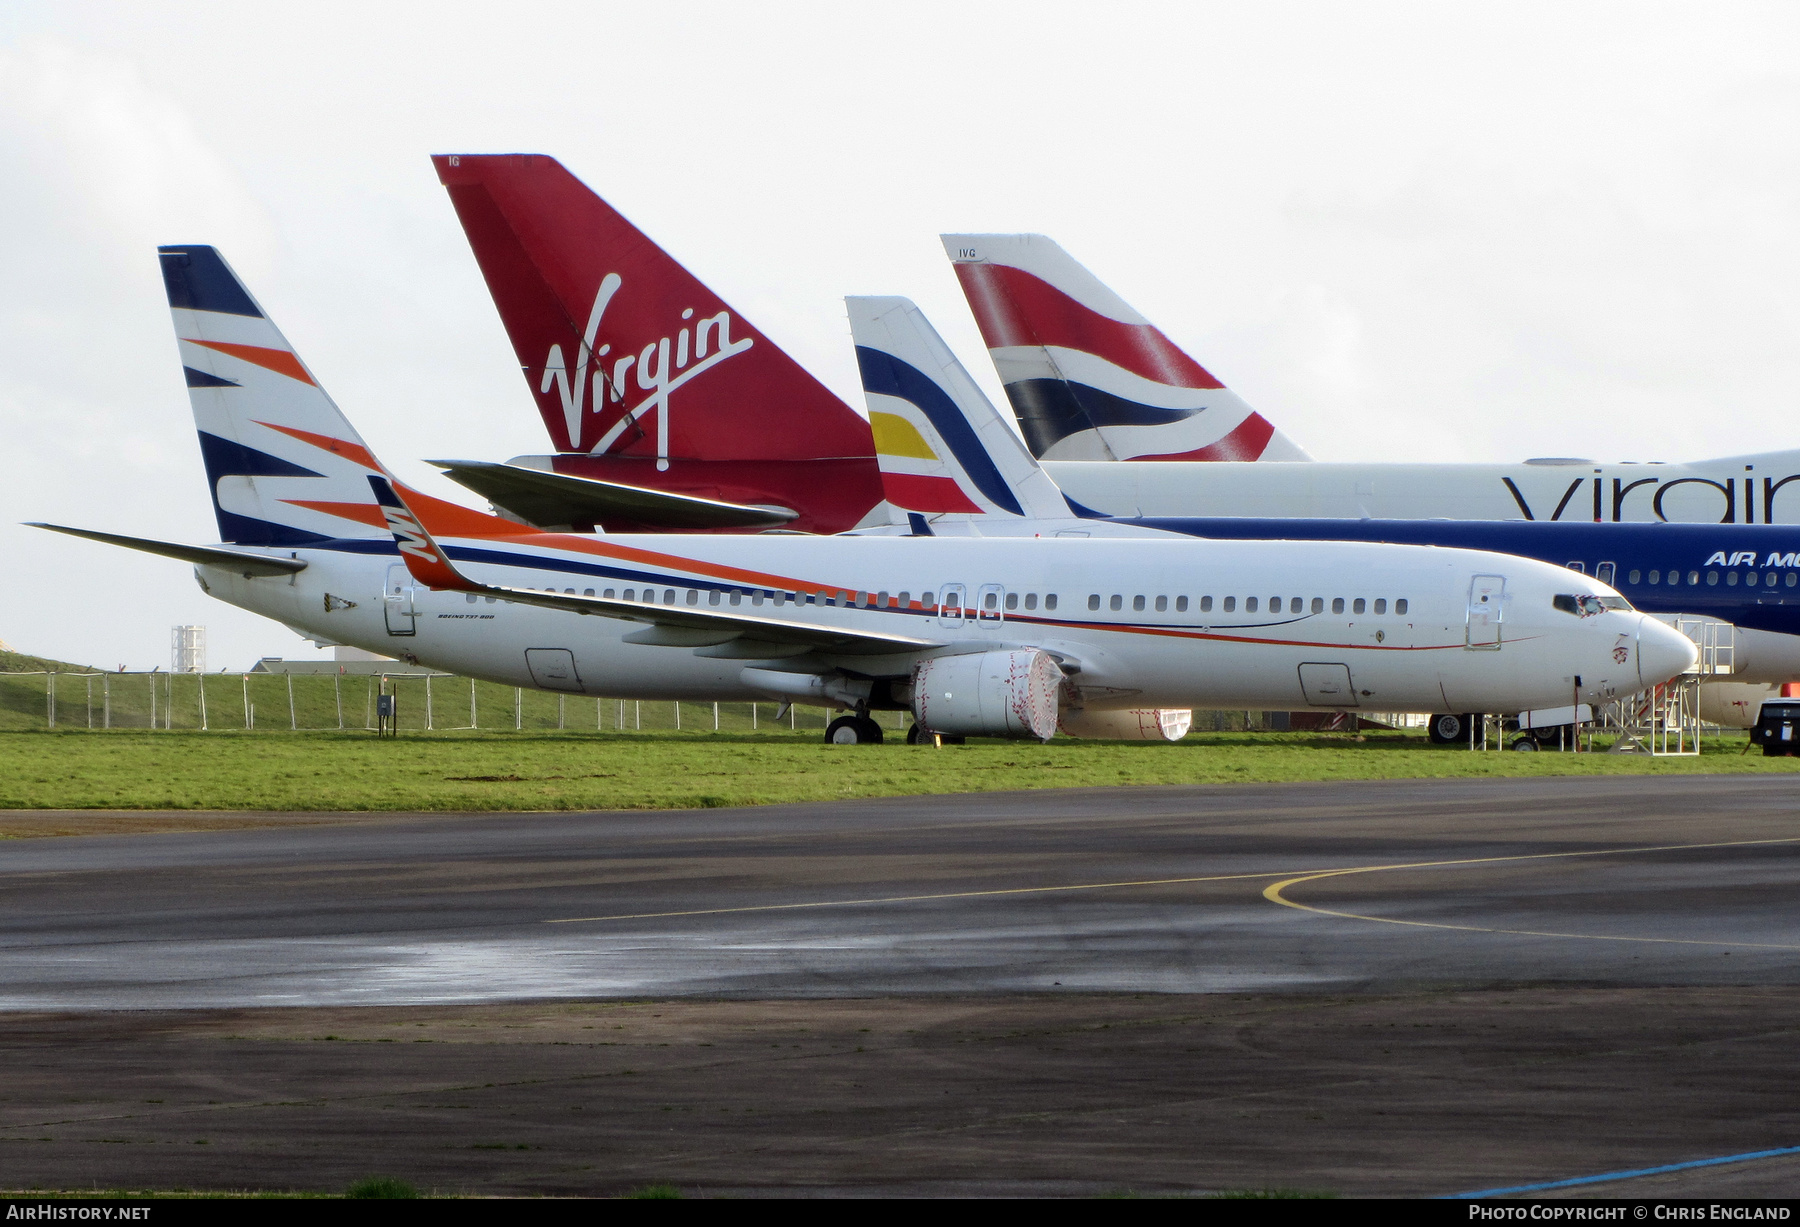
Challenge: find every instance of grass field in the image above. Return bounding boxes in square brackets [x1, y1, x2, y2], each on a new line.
[0, 726, 1793, 815]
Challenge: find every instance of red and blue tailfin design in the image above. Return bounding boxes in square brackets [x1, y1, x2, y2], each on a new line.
[942, 234, 1309, 464]
[160, 245, 528, 546]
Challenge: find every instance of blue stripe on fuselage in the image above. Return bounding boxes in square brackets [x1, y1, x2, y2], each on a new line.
[1134, 516, 1800, 637]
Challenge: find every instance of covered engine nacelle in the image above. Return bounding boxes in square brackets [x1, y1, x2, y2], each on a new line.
[1698, 681, 1775, 730]
[912, 650, 1062, 740]
[1058, 708, 1193, 741]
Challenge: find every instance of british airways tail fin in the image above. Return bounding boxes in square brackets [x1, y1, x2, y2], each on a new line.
[941, 234, 1310, 464]
[160, 245, 527, 545]
[847, 296, 1074, 524]
[432, 154, 874, 469]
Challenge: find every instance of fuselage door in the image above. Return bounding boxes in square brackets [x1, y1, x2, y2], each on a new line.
[938, 583, 966, 628]
[383, 563, 417, 637]
[525, 648, 583, 692]
[1466, 574, 1505, 650]
[1298, 662, 1358, 707]
[977, 583, 1005, 622]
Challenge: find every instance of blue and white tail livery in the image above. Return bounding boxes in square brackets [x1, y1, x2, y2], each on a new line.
[847, 295, 1079, 529]
[161, 245, 394, 546]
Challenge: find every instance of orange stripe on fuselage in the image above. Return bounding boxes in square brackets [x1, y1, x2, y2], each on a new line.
[434, 531, 1499, 653]
[184, 340, 316, 385]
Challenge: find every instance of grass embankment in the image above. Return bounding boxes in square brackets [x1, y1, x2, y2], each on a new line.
[0, 727, 1792, 814]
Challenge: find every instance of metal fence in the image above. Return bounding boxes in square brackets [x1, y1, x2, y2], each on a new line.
[0, 670, 881, 735]
[1, 670, 1434, 735]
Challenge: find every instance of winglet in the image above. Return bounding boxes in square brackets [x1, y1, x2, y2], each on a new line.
[368, 476, 473, 591]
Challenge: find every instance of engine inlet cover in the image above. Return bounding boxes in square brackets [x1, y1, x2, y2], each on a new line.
[912, 650, 1063, 740]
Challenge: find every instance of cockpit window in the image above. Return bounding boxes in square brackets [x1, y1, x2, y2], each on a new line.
[1553, 593, 1631, 617]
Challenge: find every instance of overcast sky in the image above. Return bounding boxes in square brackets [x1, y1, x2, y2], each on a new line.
[2, 1, 1796, 670]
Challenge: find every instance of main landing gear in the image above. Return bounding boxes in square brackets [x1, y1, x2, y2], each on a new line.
[903, 724, 964, 746]
[824, 714, 884, 745]
[1426, 713, 1478, 744]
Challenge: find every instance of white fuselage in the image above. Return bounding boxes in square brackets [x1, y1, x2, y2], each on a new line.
[1046, 452, 1800, 525]
[199, 533, 1693, 716]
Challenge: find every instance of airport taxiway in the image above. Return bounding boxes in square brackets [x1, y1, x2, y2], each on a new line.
[4, 775, 1798, 1008]
[4, 775, 1799, 1197]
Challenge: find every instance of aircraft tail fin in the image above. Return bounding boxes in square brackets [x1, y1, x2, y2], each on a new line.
[941, 234, 1310, 463]
[160, 245, 531, 546]
[432, 153, 874, 468]
[847, 296, 1074, 523]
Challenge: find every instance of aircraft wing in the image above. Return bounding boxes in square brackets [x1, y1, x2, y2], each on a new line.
[27, 523, 309, 577]
[428, 459, 797, 530]
[369, 477, 937, 656]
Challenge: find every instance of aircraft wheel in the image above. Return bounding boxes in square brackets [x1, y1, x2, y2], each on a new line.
[1509, 736, 1538, 752]
[905, 722, 926, 745]
[825, 715, 884, 745]
[1427, 713, 1466, 744]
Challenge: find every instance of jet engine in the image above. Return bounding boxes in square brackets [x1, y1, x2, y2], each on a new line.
[912, 650, 1062, 740]
[1058, 708, 1193, 741]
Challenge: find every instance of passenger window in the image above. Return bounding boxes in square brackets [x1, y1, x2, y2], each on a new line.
[1290, 597, 1303, 613]
[1176, 596, 1188, 612]
[1024, 593, 1037, 610]
[602, 589, 615, 599]
[1396, 599, 1409, 614]
[1246, 597, 1259, 612]
[1627, 570, 1640, 585]
[729, 591, 742, 606]
[1789, 574, 1798, 588]
[1110, 595, 1123, 611]
[898, 591, 911, 607]
[1768, 573, 1779, 587]
[486, 596, 497, 604]
[1597, 562, 1615, 585]
[565, 588, 576, 595]
[583, 589, 595, 598]
[1199, 596, 1212, 612]
[1045, 595, 1058, 610]
[1707, 572, 1719, 586]
[1154, 595, 1167, 612]
[1352, 598, 1365, 614]
[1005, 592, 1018, 610]
[1088, 594, 1101, 611]
[708, 590, 720, 605]
[1331, 597, 1344, 614]
[1223, 596, 1236, 612]
[1688, 571, 1699, 585]
[1728, 572, 1741, 587]
[465, 593, 477, 604]
[664, 590, 676, 604]
[922, 591, 935, 608]
[1647, 571, 1659, 584]
[1566, 562, 1586, 574]
[1373, 598, 1387, 614]
[623, 588, 636, 601]
[753, 592, 765, 606]
[1133, 595, 1146, 612]
[686, 590, 699, 606]
[1311, 597, 1324, 614]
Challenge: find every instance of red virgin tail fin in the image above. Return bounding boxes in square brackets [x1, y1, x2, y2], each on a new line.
[432, 154, 873, 470]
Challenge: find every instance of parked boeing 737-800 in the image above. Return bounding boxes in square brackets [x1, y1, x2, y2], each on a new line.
[30, 246, 1693, 743]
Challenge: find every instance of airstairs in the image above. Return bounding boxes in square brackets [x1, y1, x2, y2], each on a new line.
[1599, 616, 1735, 756]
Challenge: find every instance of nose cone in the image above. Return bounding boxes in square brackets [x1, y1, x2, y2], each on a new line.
[1638, 616, 1698, 687]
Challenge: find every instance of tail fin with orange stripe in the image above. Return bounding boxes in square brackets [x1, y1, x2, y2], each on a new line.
[159, 244, 531, 543]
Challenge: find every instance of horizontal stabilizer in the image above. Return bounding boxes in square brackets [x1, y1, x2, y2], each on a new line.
[429, 460, 796, 530]
[27, 523, 309, 576]
[368, 477, 937, 656]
